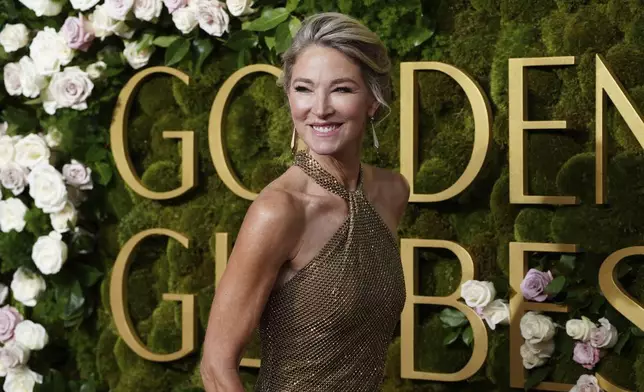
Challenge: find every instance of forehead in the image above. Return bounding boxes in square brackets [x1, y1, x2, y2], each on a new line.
[291, 45, 364, 83]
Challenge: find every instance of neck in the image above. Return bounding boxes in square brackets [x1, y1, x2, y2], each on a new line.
[308, 145, 362, 192]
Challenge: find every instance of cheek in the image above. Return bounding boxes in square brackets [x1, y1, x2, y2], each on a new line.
[331, 95, 369, 119]
[287, 95, 311, 119]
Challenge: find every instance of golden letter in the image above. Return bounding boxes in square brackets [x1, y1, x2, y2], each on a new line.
[110, 228, 196, 361]
[509, 242, 576, 390]
[209, 64, 282, 201]
[400, 62, 492, 202]
[213, 232, 261, 368]
[595, 55, 644, 204]
[599, 246, 644, 330]
[110, 67, 196, 200]
[400, 239, 488, 381]
[508, 57, 578, 205]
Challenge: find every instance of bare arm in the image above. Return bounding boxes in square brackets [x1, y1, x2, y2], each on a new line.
[200, 189, 302, 392]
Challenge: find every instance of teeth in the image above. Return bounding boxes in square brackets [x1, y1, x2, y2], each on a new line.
[312, 124, 340, 133]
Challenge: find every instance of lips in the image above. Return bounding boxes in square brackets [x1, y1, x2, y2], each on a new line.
[309, 123, 342, 134]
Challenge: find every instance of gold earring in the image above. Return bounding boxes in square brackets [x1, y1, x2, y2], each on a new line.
[370, 117, 379, 149]
[290, 127, 298, 155]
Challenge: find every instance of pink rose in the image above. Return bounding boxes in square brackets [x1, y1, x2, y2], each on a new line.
[573, 341, 601, 370]
[520, 268, 553, 302]
[163, 0, 186, 13]
[0, 305, 23, 343]
[61, 14, 95, 52]
[590, 317, 619, 349]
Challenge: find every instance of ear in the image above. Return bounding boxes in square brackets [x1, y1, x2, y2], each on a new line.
[368, 100, 380, 118]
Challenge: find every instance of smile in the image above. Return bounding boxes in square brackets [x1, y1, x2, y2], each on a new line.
[310, 123, 342, 136]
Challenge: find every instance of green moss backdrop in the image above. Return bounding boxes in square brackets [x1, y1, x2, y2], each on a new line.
[2, 0, 644, 391]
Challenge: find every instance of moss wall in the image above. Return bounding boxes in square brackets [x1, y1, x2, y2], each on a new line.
[93, 0, 644, 391]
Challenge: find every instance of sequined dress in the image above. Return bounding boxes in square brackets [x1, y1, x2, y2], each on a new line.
[255, 151, 407, 392]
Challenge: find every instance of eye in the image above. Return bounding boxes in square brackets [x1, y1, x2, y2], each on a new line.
[334, 86, 353, 93]
[294, 86, 310, 92]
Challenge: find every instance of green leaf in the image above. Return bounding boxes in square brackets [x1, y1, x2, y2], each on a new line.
[243, 7, 290, 32]
[524, 366, 551, 390]
[63, 280, 85, 319]
[237, 49, 251, 68]
[275, 20, 293, 54]
[443, 329, 460, 346]
[545, 276, 566, 296]
[614, 329, 631, 355]
[632, 326, 644, 337]
[193, 38, 214, 74]
[461, 326, 473, 346]
[225, 30, 259, 51]
[288, 16, 302, 36]
[137, 33, 155, 51]
[153, 35, 180, 48]
[264, 36, 276, 50]
[558, 254, 576, 273]
[2, 106, 38, 132]
[95, 161, 113, 185]
[285, 0, 300, 12]
[165, 37, 191, 66]
[72, 263, 103, 288]
[439, 308, 468, 328]
[85, 145, 108, 163]
[589, 295, 606, 314]
[410, 25, 434, 47]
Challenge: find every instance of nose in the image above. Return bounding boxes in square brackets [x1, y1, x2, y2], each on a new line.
[311, 90, 334, 118]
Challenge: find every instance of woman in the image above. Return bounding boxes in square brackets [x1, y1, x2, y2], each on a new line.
[200, 12, 409, 392]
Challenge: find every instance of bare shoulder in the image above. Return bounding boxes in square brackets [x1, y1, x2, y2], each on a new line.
[363, 164, 410, 218]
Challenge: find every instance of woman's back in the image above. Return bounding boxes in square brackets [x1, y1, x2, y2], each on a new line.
[255, 151, 406, 392]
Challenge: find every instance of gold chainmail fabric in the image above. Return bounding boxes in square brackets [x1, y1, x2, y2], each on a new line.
[255, 151, 406, 392]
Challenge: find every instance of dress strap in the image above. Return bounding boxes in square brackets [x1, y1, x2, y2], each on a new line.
[293, 151, 363, 201]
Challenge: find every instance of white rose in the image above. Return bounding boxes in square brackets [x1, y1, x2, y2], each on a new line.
[3, 62, 22, 96]
[0, 162, 29, 196]
[520, 340, 555, 369]
[15, 134, 50, 169]
[0, 283, 8, 305]
[163, 0, 186, 13]
[480, 299, 510, 330]
[42, 66, 94, 115]
[50, 201, 77, 233]
[105, 0, 134, 20]
[62, 159, 93, 190]
[14, 321, 48, 350]
[32, 231, 68, 275]
[17, 0, 64, 16]
[86, 61, 107, 79]
[44, 127, 63, 148]
[172, 4, 198, 34]
[71, 0, 100, 10]
[18, 56, 47, 99]
[566, 316, 595, 342]
[460, 280, 496, 309]
[0, 198, 28, 233]
[90, 5, 119, 39]
[10, 267, 46, 307]
[123, 40, 155, 69]
[27, 163, 67, 213]
[196, 0, 229, 37]
[3, 366, 43, 392]
[134, 0, 163, 21]
[570, 374, 602, 392]
[590, 317, 619, 349]
[0, 24, 30, 53]
[0, 340, 31, 372]
[0, 135, 17, 165]
[29, 27, 75, 76]
[226, 0, 254, 17]
[520, 311, 556, 344]
[0, 122, 7, 136]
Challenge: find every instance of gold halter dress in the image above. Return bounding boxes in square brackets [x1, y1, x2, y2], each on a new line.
[255, 151, 407, 392]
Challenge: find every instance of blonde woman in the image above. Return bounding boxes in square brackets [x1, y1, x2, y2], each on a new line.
[200, 12, 409, 392]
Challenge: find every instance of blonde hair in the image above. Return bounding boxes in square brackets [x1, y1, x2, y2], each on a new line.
[278, 12, 392, 118]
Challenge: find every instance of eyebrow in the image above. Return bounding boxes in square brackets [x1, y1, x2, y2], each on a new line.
[292, 77, 359, 85]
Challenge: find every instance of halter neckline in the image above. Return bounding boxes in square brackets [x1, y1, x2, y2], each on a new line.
[293, 151, 364, 200]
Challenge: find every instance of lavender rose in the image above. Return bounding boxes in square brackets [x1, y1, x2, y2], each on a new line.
[63, 159, 93, 190]
[570, 374, 601, 392]
[0, 305, 23, 343]
[163, 0, 186, 13]
[0, 340, 31, 371]
[590, 317, 619, 349]
[520, 268, 553, 302]
[573, 341, 601, 370]
[61, 14, 95, 52]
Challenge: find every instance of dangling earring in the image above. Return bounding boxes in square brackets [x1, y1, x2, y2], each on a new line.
[370, 117, 379, 149]
[290, 126, 298, 155]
